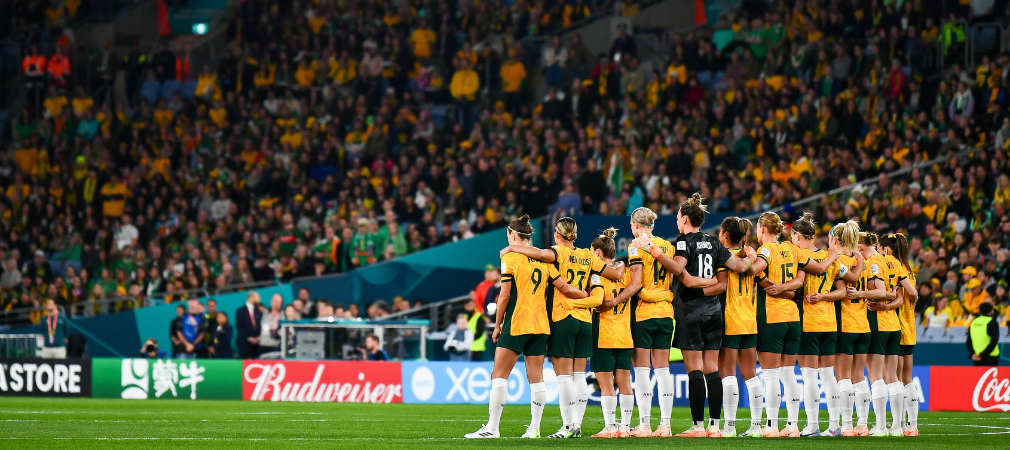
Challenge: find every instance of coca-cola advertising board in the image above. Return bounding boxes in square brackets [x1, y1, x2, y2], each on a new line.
[242, 360, 403, 403]
[930, 366, 1010, 412]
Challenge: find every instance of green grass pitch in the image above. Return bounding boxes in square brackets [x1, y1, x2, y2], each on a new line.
[0, 397, 1006, 448]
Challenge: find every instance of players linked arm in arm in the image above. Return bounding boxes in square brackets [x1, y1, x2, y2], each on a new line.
[501, 245, 626, 280]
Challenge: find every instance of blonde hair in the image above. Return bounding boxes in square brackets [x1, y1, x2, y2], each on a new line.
[555, 217, 578, 242]
[679, 193, 709, 227]
[591, 227, 618, 259]
[830, 220, 860, 252]
[757, 211, 783, 237]
[631, 207, 657, 227]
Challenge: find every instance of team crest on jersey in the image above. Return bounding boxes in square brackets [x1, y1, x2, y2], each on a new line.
[677, 241, 686, 251]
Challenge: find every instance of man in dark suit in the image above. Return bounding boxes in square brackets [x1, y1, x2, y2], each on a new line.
[235, 291, 263, 358]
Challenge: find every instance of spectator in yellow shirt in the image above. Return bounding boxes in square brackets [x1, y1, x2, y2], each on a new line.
[43, 86, 67, 119]
[450, 58, 480, 128]
[153, 99, 174, 128]
[209, 100, 228, 128]
[410, 20, 436, 60]
[500, 47, 526, 112]
[280, 126, 304, 150]
[71, 86, 94, 117]
[254, 63, 275, 89]
[963, 278, 991, 316]
[100, 173, 131, 218]
[295, 59, 315, 88]
[195, 64, 221, 101]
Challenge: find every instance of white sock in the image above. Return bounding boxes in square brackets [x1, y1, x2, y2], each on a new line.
[819, 366, 840, 430]
[838, 379, 853, 426]
[800, 367, 820, 430]
[745, 376, 764, 426]
[870, 380, 888, 431]
[574, 372, 589, 429]
[854, 380, 871, 427]
[655, 367, 673, 426]
[634, 367, 653, 426]
[887, 381, 904, 432]
[530, 382, 547, 430]
[488, 378, 508, 431]
[620, 394, 635, 427]
[557, 375, 576, 428]
[781, 366, 801, 428]
[602, 395, 617, 427]
[763, 367, 781, 429]
[722, 376, 739, 429]
[906, 383, 919, 428]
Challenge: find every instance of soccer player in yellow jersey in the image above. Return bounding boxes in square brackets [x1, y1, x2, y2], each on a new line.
[841, 232, 895, 437]
[585, 228, 634, 438]
[747, 212, 802, 438]
[772, 213, 861, 437]
[630, 197, 756, 438]
[467, 215, 587, 439]
[499, 217, 625, 438]
[871, 233, 919, 437]
[878, 234, 921, 436]
[700, 217, 763, 437]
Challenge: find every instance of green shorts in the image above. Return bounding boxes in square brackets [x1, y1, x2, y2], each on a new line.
[869, 330, 902, 356]
[632, 317, 674, 350]
[901, 344, 915, 356]
[722, 334, 758, 350]
[757, 321, 801, 355]
[799, 331, 837, 356]
[592, 347, 633, 372]
[497, 333, 548, 356]
[548, 316, 593, 359]
[837, 332, 871, 355]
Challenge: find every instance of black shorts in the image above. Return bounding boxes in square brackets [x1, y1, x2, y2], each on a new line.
[900, 344, 915, 357]
[837, 332, 871, 355]
[757, 321, 801, 355]
[673, 314, 723, 351]
[869, 330, 902, 356]
[592, 348, 633, 372]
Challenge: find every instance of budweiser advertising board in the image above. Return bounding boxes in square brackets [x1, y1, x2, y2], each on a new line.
[243, 360, 403, 402]
[930, 366, 1010, 412]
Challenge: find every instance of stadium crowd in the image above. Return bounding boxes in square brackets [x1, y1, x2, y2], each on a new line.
[0, 0, 1009, 334]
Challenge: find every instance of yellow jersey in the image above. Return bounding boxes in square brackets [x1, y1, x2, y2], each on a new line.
[799, 248, 848, 332]
[899, 270, 918, 345]
[872, 254, 904, 332]
[550, 245, 607, 323]
[720, 248, 756, 335]
[757, 241, 800, 323]
[844, 253, 884, 334]
[592, 271, 633, 349]
[500, 252, 554, 336]
[628, 237, 675, 321]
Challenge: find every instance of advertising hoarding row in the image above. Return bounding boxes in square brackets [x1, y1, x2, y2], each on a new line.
[4, 357, 1004, 412]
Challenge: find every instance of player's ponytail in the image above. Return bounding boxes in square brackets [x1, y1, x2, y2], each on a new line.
[720, 217, 752, 247]
[860, 231, 879, 247]
[591, 227, 618, 259]
[792, 211, 816, 240]
[631, 207, 657, 228]
[509, 214, 534, 241]
[555, 217, 578, 242]
[830, 220, 860, 252]
[679, 193, 708, 227]
[880, 233, 911, 272]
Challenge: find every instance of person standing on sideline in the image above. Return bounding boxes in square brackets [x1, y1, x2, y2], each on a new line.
[464, 299, 487, 361]
[967, 302, 1000, 366]
[41, 299, 69, 358]
[209, 312, 234, 359]
[177, 299, 205, 359]
[444, 314, 475, 361]
[236, 291, 263, 358]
